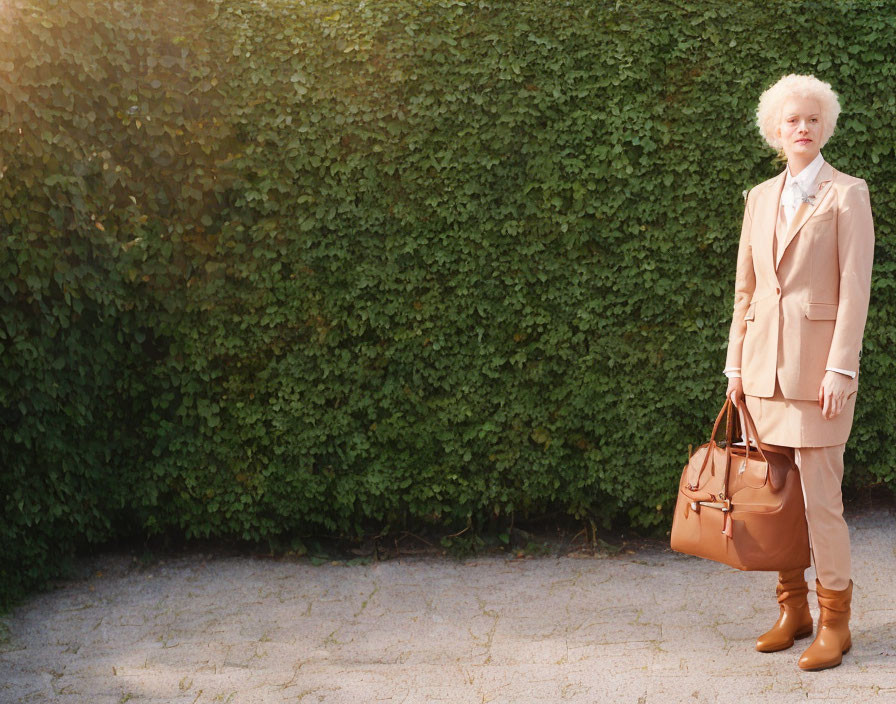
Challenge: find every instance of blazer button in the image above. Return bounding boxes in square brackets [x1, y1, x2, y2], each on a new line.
[776, 287, 781, 295]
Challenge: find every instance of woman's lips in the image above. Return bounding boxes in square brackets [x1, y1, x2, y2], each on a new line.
[796, 139, 812, 144]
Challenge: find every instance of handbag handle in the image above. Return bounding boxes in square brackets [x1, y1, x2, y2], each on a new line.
[732, 401, 770, 464]
[689, 397, 735, 489]
[690, 397, 769, 494]
[720, 400, 772, 498]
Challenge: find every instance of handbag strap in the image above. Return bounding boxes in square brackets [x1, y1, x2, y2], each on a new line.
[721, 399, 734, 499]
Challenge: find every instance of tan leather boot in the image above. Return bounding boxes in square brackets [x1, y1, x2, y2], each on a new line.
[755, 568, 814, 652]
[798, 579, 853, 670]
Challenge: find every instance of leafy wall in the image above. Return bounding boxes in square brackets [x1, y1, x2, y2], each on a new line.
[2, 0, 894, 609]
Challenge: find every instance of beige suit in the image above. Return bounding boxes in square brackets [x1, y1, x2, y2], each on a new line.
[725, 160, 875, 590]
[726, 160, 875, 403]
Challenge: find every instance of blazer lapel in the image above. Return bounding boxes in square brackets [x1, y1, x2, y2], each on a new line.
[776, 161, 835, 269]
[756, 168, 787, 278]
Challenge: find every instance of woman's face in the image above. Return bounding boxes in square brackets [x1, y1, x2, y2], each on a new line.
[775, 95, 823, 162]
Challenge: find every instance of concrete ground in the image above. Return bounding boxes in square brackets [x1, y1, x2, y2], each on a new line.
[1, 506, 894, 704]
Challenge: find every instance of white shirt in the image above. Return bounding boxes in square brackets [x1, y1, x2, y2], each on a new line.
[725, 151, 856, 381]
[780, 151, 825, 230]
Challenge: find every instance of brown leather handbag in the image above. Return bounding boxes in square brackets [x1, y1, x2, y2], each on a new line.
[670, 398, 811, 571]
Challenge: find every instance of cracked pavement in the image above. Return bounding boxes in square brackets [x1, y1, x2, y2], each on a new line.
[1, 506, 894, 703]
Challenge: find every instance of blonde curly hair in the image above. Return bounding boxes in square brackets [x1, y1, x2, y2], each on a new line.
[755, 74, 841, 151]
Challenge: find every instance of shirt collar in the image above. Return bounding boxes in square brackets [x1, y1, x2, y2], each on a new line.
[785, 151, 825, 191]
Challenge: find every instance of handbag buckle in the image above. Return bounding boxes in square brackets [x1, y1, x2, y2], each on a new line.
[696, 498, 731, 512]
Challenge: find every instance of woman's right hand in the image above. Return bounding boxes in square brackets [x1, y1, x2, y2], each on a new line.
[726, 377, 744, 408]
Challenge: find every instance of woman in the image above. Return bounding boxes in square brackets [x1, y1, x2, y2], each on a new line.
[724, 73, 874, 671]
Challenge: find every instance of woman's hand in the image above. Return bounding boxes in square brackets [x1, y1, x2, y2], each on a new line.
[726, 377, 744, 408]
[818, 370, 852, 419]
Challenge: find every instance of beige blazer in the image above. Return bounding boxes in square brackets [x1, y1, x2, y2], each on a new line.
[726, 161, 875, 401]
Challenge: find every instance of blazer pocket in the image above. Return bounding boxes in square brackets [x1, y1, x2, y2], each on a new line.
[807, 208, 834, 223]
[744, 302, 756, 321]
[805, 302, 838, 320]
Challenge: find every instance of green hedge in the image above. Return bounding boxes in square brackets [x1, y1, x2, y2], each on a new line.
[2, 0, 895, 609]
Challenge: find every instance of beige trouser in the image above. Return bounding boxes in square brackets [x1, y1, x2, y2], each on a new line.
[794, 445, 851, 590]
[738, 396, 852, 590]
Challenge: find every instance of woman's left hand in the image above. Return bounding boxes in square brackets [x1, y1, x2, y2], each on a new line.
[818, 370, 852, 420]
